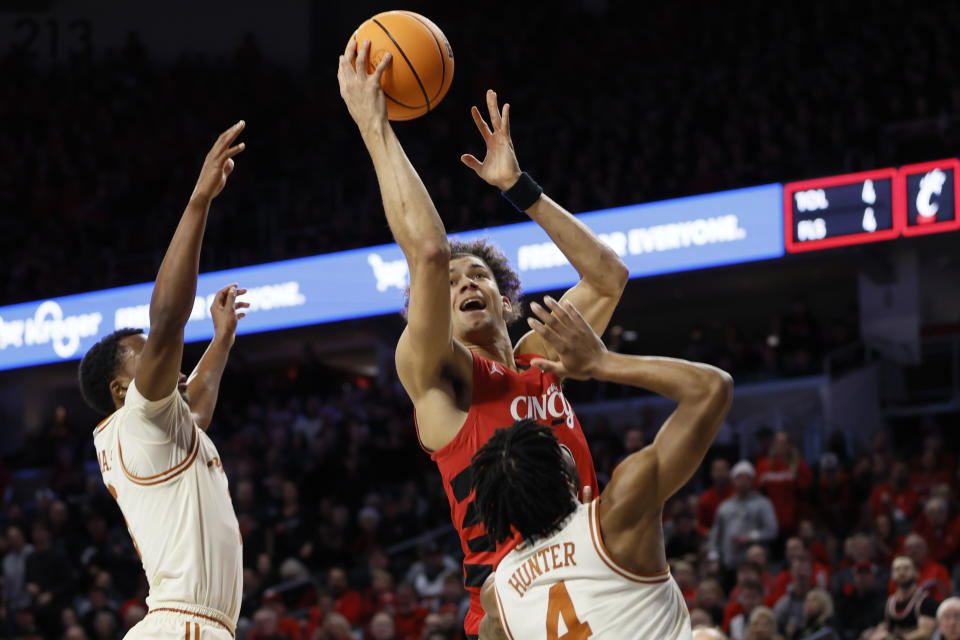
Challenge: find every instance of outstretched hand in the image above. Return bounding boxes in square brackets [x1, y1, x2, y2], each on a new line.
[210, 284, 249, 344]
[337, 38, 392, 134]
[192, 121, 246, 202]
[527, 296, 608, 380]
[461, 89, 522, 191]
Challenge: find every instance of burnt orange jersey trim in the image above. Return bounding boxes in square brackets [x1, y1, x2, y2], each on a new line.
[588, 500, 671, 584]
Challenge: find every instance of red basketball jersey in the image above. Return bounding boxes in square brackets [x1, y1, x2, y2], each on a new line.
[417, 352, 598, 636]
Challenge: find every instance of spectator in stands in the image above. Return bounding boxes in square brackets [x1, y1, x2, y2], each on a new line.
[316, 612, 354, 640]
[392, 583, 428, 640]
[710, 461, 779, 583]
[794, 588, 840, 640]
[404, 542, 458, 600]
[699, 459, 735, 535]
[755, 432, 813, 536]
[430, 572, 469, 631]
[768, 540, 829, 605]
[870, 461, 920, 525]
[24, 520, 73, 636]
[79, 587, 120, 640]
[697, 579, 729, 629]
[836, 562, 886, 640]
[832, 535, 888, 600]
[695, 627, 730, 640]
[667, 504, 703, 558]
[91, 610, 118, 640]
[910, 451, 952, 504]
[2, 525, 33, 615]
[726, 562, 766, 629]
[328, 566, 368, 626]
[773, 556, 815, 635]
[872, 514, 898, 568]
[863, 556, 937, 640]
[250, 606, 293, 640]
[692, 608, 717, 628]
[368, 610, 399, 640]
[729, 580, 766, 640]
[816, 452, 854, 535]
[674, 560, 699, 607]
[901, 533, 951, 602]
[744, 607, 785, 640]
[797, 520, 832, 569]
[746, 544, 778, 595]
[913, 497, 960, 565]
[936, 597, 960, 640]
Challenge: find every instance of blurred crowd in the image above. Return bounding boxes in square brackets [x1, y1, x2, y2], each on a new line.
[2, 2, 960, 308]
[0, 372, 957, 639]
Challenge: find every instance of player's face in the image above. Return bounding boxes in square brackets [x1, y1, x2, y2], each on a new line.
[113, 334, 189, 407]
[449, 256, 510, 340]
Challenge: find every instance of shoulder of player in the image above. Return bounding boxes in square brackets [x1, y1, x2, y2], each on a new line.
[395, 331, 473, 397]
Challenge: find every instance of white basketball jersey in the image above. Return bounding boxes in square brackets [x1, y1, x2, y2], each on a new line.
[93, 381, 242, 634]
[494, 500, 691, 640]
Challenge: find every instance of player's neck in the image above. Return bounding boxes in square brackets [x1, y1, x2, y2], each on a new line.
[466, 333, 516, 371]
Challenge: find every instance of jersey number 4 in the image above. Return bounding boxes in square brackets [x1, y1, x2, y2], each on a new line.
[546, 581, 593, 640]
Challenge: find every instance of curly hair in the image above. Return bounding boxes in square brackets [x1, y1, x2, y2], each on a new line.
[401, 238, 523, 324]
[469, 419, 577, 545]
[78, 328, 144, 415]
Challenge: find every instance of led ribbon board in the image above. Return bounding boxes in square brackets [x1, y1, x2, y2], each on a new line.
[0, 183, 785, 371]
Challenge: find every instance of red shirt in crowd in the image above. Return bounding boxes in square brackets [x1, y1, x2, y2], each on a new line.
[764, 563, 830, 607]
[336, 589, 370, 626]
[912, 513, 960, 564]
[697, 484, 734, 535]
[755, 456, 812, 533]
[909, 469, 952, 502]
[394, 604, 429, 640]
[869, 483, 920, 520]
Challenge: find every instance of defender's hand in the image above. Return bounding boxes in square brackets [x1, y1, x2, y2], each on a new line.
[210, 284, 248, 344]
[527, 296, 608, 380]
[337, 38, 392, 135]
[192, 121, 246, 202]
[461, 89, 522, 191]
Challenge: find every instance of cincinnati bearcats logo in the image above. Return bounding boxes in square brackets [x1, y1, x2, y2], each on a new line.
[508, 383, 575, 429]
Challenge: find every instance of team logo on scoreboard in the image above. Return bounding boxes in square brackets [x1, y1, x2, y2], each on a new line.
[897, 159, 960, 236]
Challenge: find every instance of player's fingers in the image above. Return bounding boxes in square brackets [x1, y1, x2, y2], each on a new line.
[528, 301, 555, 325]
[542, 296, 573, 328]
[561, 299, 590, 328]
[460, 154, 482, 173]
[581, 485, 593, 503]
[356, 39, 371, 76]
[225, 142, 246, 159]
[236, 288, 247, 296]
[371, 51, 392, 83]
[529, 357, 562, 376]
[223, 157, 235, 176]
[470, 105, 493, 140]
[344, 36, 357, 59]
[527, 315, 565, 347]
[236, 301, 251, 309]
[216, 120, 245, 151]
[502, 103, 511, 137]
[486, 89, 502, 130]
[237, 313, 246, 319]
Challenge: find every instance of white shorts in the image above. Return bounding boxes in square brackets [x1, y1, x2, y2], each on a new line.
[124, 608, 234, 640]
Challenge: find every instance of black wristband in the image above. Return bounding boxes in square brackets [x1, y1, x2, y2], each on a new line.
[501, 172, 543, 211]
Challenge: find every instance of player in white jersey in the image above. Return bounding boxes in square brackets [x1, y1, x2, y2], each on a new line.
[469, 297, 733, 640]
[79, 122, 247, 639]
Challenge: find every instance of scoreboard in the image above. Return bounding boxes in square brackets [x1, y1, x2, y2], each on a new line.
[784, 168, 903, 252]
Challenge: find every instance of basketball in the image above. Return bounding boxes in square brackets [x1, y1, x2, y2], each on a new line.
[349, 11, 454, 121]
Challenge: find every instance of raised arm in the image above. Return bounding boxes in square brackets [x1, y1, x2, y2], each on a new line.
[136, 122, 245, 401]
[337, 40, 470, 408]
[186, 284, 248, 430]
[461, 91, 629, 360]
[527, 296, 732, 506]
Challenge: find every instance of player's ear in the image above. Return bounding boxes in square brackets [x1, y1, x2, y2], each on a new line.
[501, 295, 514, 320]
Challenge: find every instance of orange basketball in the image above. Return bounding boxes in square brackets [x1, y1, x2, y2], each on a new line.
[350, 11, 454, 121]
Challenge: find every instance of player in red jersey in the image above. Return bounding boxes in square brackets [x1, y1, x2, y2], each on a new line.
[337, 40, 629, 638]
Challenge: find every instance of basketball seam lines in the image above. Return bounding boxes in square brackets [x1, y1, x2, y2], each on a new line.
[400, 11, 446, 103]
[372, 18, 430, 113]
